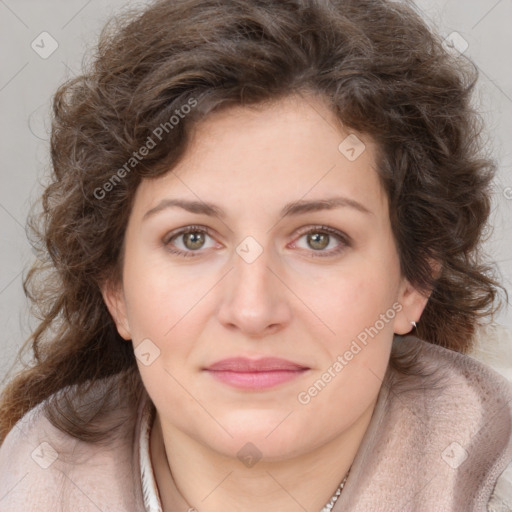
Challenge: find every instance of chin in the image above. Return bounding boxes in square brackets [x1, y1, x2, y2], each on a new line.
[211, 434, 308, 464]
[201, 410, 314, 461]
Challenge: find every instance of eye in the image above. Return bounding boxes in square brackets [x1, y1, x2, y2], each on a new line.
[163, 225, 219, 257]
[291, 225, 350, 257]
[162, 224, 350, 259]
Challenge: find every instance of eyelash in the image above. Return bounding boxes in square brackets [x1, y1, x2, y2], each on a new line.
[162, 224, 351, 259]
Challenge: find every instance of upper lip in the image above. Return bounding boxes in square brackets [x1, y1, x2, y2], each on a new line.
[205, 357, 309, 372]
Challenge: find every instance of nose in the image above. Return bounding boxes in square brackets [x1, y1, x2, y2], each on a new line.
[215, 244, 292, 337]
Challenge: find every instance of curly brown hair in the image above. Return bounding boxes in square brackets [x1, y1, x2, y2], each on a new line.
[0, 0, 504, 444]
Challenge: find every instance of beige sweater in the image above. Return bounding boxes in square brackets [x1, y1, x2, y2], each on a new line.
[0, 336, 511, 511]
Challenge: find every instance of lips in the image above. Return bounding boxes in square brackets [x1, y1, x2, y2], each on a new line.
[206, 357, 308, 372]
[204, 357, 310, 390]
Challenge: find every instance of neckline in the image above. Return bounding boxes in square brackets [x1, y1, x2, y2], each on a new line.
[139, 397, 163, 512]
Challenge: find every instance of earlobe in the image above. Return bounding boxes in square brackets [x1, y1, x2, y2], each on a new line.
[100, 281, 131, 340]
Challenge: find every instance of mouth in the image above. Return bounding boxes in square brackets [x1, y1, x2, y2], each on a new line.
[203, 357, 310, 390]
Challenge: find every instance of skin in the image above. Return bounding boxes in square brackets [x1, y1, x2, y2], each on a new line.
[103, 94, 429, 512]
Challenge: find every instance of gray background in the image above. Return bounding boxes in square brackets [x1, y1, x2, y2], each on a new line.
[1, 0, 511, 386]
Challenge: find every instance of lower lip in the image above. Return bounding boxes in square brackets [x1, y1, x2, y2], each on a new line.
[205, 369, 308, 390]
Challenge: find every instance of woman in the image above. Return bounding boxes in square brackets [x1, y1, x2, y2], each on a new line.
[0, 0, 511, 510]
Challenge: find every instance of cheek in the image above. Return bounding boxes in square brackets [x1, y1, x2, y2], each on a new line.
[121, 245, 213, 341]
[294, 269, 397, 431]
[121, 249, 218, 399]
[296, 259, 400, 344]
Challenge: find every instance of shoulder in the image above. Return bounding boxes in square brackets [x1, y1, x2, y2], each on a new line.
[0, 373, 146, 512]
[397, 333, 512, 445]
[393, 332, 512, 410]
[389, 334, 512, 509]
[0, 400, 66, 511]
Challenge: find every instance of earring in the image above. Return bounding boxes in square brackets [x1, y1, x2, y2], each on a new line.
[411, 321, 417, 329]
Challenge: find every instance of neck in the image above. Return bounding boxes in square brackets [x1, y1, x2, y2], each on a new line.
[150, 399, 377, 512]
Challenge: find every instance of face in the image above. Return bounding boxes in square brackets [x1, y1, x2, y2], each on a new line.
[104, 94, 427, 461]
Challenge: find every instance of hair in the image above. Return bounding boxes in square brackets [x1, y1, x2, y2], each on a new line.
[0, 0, 504, 445]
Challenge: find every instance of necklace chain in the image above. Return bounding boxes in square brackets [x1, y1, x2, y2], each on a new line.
[320, 470, 350, 512]
[181, 471, 349, 512]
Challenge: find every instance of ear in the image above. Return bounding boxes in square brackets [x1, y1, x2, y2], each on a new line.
[100, 280, 131, 340]
[393, 277, 430, 335]
[394, 259, 441, 335]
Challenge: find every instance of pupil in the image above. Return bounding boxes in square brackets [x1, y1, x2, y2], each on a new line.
[184, 232, 205, 250]
[308, 233, 329, 250]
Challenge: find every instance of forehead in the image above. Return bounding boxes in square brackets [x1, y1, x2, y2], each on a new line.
[131, 95, 388, 220]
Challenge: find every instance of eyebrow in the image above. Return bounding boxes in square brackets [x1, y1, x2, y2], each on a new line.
[142, 196, 373, 221]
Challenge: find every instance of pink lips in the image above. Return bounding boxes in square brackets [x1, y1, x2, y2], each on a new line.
[204, 357, 309, 390]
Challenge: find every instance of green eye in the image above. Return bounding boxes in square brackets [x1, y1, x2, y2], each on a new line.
[163, 225, 216, 257]
[182, 231, 206, 250]
[292, 225, 351, 258]
[306, 232, 330, 250]
[163, 224, 350, 259]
